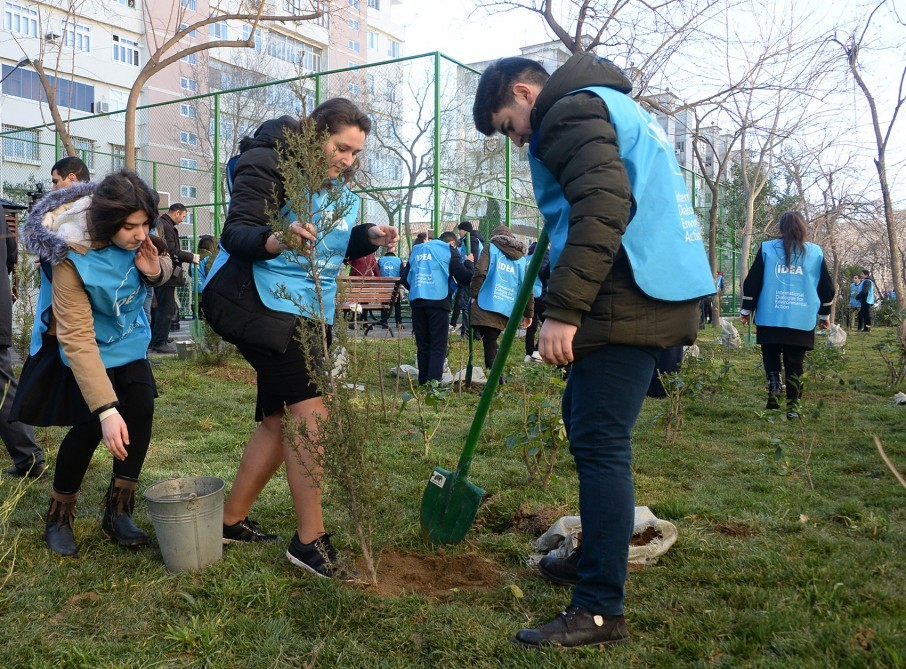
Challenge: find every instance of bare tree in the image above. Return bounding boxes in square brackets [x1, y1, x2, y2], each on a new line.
[832, 1, 906, 335]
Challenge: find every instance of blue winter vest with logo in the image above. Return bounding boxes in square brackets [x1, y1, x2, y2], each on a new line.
[527, 85, 714, 302]
[849, 282, 861, 308]
[459, 236, 484, 262]
[31, 246, 150, 368]
[222, 186, 360, 326]
[755, 240, 823, 330]
[378, 255, 402, 278]
[526, 252, 543, 298]
[409, 239, 453, 301]
[861, 278, 875, 305]
[477, 244, 527, 317]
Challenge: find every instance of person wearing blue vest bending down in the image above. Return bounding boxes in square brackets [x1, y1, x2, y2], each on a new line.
[856, 268, 876, 333]
[401, 230, 473, 385]
[377, 246, 403, 329]
[470, 226, 533, 380]
[740, 211, 835, 417]
[206, 99, 398, 579]
[473, 53, 714, 649]
[11, 171, 173, 557]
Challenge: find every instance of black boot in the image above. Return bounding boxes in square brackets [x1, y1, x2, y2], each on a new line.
[765, 372, 784, 410]
[513, 606, 630, 648]
[101, 477, 150, 547]
[538, 545, 582, 585]
[44, 491, 78, 557]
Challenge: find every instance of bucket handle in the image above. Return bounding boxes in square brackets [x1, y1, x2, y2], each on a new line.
[186, 492, 199, 510]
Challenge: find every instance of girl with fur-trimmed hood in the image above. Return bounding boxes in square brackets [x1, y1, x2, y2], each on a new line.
[11, 171, 172, 557]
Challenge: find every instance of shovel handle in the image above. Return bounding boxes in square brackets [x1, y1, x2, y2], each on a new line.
[455, 227, 550, 477]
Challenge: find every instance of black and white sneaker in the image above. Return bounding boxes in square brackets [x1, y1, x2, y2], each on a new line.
[223, 517, 279, 544]
[286, 532, 355, 580]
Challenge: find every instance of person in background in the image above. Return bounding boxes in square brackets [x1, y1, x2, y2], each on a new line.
[50, 156, 90, 191]
[473, 52, 714, 649]
[740, 211, 835, 417]
[196, 234, 218, 289]
[469, 225, 533, 379]
[377, 246, 403, 330]
[149, 203, 198, 354]
[450, 221, 484, 335]
[523, 241, 549, 363]
[857, 268, 875, 333]
[849, 274, 862, 331]
[0, 204, 46, 478]
[402, 230, 473, 385]
[11, 171, 172, 556]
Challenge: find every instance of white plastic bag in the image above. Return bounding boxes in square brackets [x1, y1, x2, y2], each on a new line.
[826, 323, 847, 349]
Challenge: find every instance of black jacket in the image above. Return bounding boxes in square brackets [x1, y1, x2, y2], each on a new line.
[157, 213, 195, 287]
[221, 115, 377, 262]
[0, 206, 14, 346]
[531, 52, 700, 360]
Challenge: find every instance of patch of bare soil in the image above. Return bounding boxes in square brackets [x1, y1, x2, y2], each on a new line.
[203, 365, 256, 385]
[502, 501, 565, 535]
[710, 521, 756, 537]
[357, 549, 504, 598]
[630, 526, 661, 546]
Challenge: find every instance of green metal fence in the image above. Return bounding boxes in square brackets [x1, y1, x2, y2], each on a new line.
[1, 52, 729, 317]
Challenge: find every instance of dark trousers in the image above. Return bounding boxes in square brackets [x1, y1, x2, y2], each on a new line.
[474, 325, 502, 371]
[524, 297, 545, 356]
[151, 285, 177, 347]
[760, 343, 807, 404]
[380, 295, 403, 326]
[0, 346, 44, 471]
[53, 383, 155, 494]
[859, 302, 872, 330]
[449, 287, 469, 331]
[411, 307, 450, 385]
[563, 344, 658, 615]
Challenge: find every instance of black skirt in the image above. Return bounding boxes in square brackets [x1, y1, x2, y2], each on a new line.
[9, 335, 157, 427]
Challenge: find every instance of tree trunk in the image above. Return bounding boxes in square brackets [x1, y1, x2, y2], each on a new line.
[31, 61, 76, 158]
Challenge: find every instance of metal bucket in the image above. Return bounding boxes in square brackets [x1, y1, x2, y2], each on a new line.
[143, 476, 224, 573]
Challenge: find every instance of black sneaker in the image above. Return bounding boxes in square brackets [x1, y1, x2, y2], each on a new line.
[286, 532, 355, 580]
[223, 517, 279, 544]
[538, 545, 582, 585]
[4, 461, 47, 479]
[513, 606, 629, 649]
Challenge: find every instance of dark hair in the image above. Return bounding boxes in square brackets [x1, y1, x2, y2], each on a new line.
[439, 231, 458, 243]
[198, 234, 217, 254]
[458, 220, 473, 232]
[51, 156, 90, 182]
[473, 57, 549, 136]
[777, 211, 807, 266]
[309, 97, 371, 137]
[87, 171, 157, 243]
[169, 203, 187, 214]
[861, 269, 870, 276]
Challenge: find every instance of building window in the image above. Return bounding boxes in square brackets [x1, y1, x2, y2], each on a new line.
[62, 21, 91, 52]
[181, 158, 198, 170]
[368, 0, 380, 8]
[180, 103, 196, 118]
[112, 35, 140, 66]
[348, 83, 359, 96]
[180, 185, 198, 199]
[300, 42, 321, 72]
[348, 0, 359, 7]
[386, 81, 396, 102]
[179, 22, 197, 39]
[366, 74, 374, 93]
[70, 137, 95, 169]
[180, 77, 197, 92]
[180, 131, 198, 146]
[367, 30, 378, 50]
[1, 65, 94, 112]
[242, 25, 263, 52]
[1, 125, 39, 163]
[387, 39, 400, 58]
[348, 19, 359, 30]
[313, 2, 329, 27]
[181, 0, 196, 10]
[4, 2, 38, 37]
[109, 89, 128, 118]
[181, 52, 196, 64]
[210, 18, 228, 40]
[348, 40, 360, 52]
[111, 144, 126, 171]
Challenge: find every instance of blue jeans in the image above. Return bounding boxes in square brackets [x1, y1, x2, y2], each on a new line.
[562, 344, 658, 615]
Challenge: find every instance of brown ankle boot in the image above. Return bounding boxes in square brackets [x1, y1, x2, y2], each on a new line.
[45, 491, 78, 557]
[101, 477, 150, 547]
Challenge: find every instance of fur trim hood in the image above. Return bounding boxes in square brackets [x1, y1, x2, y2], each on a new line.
[489, 225, 526, 261]
[22, 182, 96, 265]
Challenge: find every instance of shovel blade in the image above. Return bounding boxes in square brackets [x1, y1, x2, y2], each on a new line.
[190, 319, 205, 341]
[419, 467, 485, 546]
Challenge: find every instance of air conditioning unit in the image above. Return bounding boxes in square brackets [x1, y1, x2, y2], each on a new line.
[93, 101, 110, 113]
[156, 191, 170, 210]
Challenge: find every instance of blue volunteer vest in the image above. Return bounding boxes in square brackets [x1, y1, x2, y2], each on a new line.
[754, 240, 823, 331]
[459, 236, 484, 261]
[477, 244, 527, 316]
[849, 282, 861, 308]
[30, 246, 150, 368]
[378, 255, 401, 278]
[409, 239, 453, 301]
[861, 279, 875, 305]
[526, 252, 543, 298]
[527, 85, 714, 301]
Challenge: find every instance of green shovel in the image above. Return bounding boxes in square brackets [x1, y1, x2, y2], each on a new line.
[420, 228, 549, 545]
[464, 232, 474, 387]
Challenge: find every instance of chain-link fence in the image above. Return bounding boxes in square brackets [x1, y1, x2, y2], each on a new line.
[1, 52, 724, 317]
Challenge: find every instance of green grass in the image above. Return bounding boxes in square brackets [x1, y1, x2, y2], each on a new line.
[0, 327, 904, 668]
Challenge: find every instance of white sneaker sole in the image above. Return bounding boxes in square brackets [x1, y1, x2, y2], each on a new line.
[286, 549, 330, 578]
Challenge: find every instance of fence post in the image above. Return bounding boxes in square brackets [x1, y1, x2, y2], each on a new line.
[432, 52, 441, 237]
[213, 91, 222, 238]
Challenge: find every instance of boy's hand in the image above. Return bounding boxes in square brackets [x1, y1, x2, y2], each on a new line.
[539, 318, 577, 366]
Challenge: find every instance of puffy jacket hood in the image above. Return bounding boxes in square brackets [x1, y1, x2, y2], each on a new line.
[239, 115, 301, 153]
[489, 226, 526, 261]
[22, 182, 96, 265]
[533, 52, 633, 129]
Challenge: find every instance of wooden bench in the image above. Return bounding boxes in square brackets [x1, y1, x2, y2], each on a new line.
[336, 275, 401, 336]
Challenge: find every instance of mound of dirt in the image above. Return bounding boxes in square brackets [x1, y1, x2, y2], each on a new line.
[505, 502, 565, 535]
[357, 550, 504, 598]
